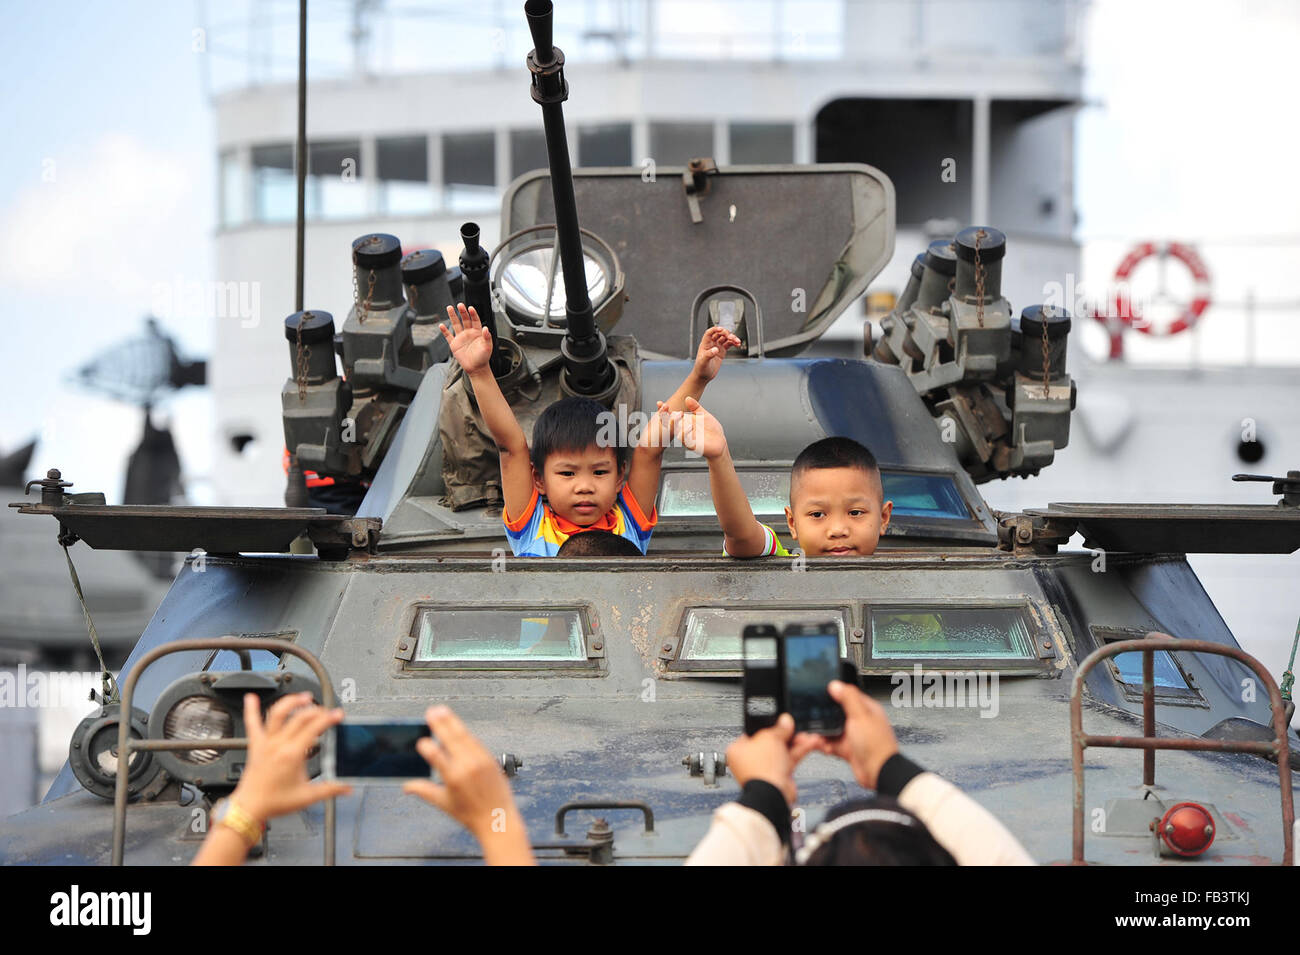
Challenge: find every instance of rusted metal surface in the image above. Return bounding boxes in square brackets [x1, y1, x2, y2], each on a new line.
[111, 637, 338, 866]
[1071, 635, 1294, 865]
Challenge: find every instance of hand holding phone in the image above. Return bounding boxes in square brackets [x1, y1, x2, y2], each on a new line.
[323, 718, 433, 782]
[742, 622, 846, 736]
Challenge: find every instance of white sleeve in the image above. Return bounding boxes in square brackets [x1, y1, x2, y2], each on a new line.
[897, 772, 1036, 866]
[684, 803, 785, 866]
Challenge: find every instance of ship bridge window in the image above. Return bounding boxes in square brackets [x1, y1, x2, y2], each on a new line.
[403, 607, 598, 670]
[510, 129, 550, 180]
[729, 123, 795, 164]
[377, 136, 431, 216]
[443, 132, 497, 212]
[658, 468, 971, 521]
[307, 140, 365, 220]
[252, 143, 295, 223]
[865, 603, 1043, 671]
[579, 123, 632, 166]
[649, 122, 714, 165]
[219, 150, 246, 228]
[671, 607, 849, 671]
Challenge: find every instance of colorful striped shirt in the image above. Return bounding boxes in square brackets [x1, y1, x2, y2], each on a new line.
[503, 486, 657, 557]
[722, 522, 793, 558]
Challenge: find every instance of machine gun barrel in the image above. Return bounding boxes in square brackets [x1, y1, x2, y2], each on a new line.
[525, 0, 615, 397]
[458, 222, 503, 372]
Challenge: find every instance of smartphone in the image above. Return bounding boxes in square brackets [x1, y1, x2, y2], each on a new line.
[782, 622, 845, 736]
[322, 718, 433, 782]
[742, 624, 783, 736]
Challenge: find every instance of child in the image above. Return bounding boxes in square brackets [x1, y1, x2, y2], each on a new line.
[677, 397, 893, 557]
[440, 304, 740, 556]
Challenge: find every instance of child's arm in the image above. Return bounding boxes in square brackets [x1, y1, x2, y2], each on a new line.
[439, 304, 534, 522]
[624, 327, 742, 519]
[659, 326, 743, 414]
[624, 402, 674, 522]
[679, 398, 771, 558]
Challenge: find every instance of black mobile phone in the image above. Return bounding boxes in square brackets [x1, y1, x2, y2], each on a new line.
[782, 622, 845, 736]
[742, 624, 783, 735]
[323, 718, 432, 782]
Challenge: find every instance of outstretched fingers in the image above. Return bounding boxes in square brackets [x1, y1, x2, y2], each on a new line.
[403, 778, 450, 812]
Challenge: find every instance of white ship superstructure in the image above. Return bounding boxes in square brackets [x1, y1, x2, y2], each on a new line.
[208, 0, 1085, 505]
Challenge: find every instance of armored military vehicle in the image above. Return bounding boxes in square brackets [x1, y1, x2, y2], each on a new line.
[2, 1, 1295, 865]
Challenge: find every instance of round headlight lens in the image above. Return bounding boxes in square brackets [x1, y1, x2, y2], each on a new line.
[162, 696, 233, 764]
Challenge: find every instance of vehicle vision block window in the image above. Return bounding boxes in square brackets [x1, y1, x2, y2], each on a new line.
[1095, 632, 1192, 693]
[411, 609, 587, 663]
[868, 606, 1036, 661]
[679, 608, 849, 663]
[658, 469, 971, 521]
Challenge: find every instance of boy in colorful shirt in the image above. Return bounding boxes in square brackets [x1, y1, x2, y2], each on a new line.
[440, 304, 740, 556]
[675, 397, 893, 558]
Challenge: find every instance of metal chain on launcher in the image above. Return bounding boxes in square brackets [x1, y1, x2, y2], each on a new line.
[352, 266, 376, 325]
[295, 312, 311, 402]
[1041, 300, 1051, 398]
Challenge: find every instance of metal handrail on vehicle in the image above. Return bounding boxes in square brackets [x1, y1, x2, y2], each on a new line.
[111, 637, 337, 866]
[1071, 634, 1294, 865]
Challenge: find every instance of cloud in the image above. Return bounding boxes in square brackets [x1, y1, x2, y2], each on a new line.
[0, 134, 198, 301]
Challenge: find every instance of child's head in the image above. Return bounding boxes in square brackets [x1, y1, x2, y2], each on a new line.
[785, 437, 892, 556]
[556, 529, 644, 557]
[530, 396, 627, 526]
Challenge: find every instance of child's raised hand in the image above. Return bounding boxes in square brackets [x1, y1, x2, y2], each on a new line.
[440, 303, 494, 375]
[640, 401, 681, 450]
[693, 325, 743, 382]
[679, 396, 728, 460]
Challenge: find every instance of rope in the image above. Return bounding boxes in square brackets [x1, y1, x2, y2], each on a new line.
[1280, 613, 1298, 703]
[60, 539, 119, 705]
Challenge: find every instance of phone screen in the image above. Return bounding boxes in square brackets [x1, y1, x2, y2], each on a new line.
[333, 721, 431, 778]
[783, 627, 844, 735]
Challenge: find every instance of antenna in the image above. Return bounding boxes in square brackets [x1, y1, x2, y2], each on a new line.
[294, 0, 308, 313]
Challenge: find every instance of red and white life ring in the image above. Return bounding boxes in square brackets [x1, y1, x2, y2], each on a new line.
[1110, 241, 1212, 336]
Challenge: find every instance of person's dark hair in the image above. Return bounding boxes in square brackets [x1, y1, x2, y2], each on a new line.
[798, 796, 957, 866]
[790, 437, 879, 500]
[556, 529, 644, 557]
[530, 396, 626, 473]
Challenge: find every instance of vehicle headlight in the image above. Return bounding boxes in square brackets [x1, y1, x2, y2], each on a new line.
[147, 667, 323, 794]
[69, 705, 169, 802]
[162, 696, 234, 764]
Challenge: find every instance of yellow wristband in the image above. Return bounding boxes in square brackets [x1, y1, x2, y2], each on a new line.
[215, 798, 265, 848]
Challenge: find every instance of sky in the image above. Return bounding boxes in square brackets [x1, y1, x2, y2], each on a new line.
[0, 0, 1298, 500]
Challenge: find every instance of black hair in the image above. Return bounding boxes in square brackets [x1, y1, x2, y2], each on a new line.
[556, 530, 644, 557]
[790, 436, 880, 500]
[801, 796, 957, 866]
[530, 396, 628, 474]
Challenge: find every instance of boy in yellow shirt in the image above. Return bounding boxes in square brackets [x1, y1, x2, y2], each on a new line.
[677, 397, 893, 557]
